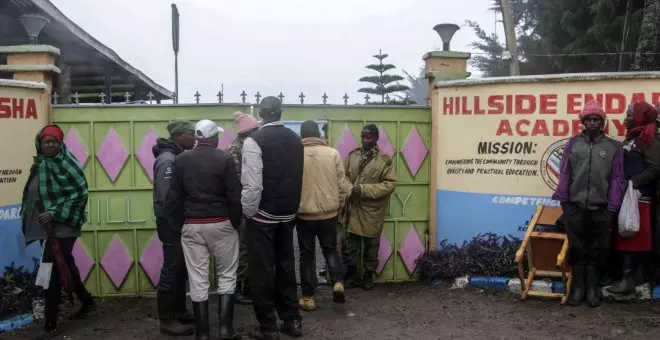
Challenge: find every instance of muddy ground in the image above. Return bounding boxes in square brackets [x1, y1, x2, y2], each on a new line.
[5, 283, 660, 340]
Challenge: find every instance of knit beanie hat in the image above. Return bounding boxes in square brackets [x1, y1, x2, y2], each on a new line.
[579, 100, 606, 122]
[234, 111, 260, 134]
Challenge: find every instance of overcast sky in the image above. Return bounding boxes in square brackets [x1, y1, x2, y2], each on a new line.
[50, 0, 498, 104]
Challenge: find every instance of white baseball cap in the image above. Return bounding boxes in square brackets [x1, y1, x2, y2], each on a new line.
[195, 119, 225, 139]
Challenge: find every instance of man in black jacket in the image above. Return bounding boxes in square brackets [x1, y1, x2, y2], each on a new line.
[166, 119, 242, 340]
[152, 120, 195, 336]
[242, 96, 304, 339]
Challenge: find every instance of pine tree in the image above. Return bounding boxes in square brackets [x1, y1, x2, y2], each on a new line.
[634, 0, 660, 70]
[358, 50, 410, 104]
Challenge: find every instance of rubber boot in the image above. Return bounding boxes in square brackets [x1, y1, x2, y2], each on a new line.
[173, 288, 194, 324]
[607, 254, 636, 295]
[218, 294, 236, 340]
[280, 318, 303, 337]
[344, 266, 360, 289]
[333, 282, 346, 303]
[158, 292, 194, 336]
[69, 284, 96, 320]
[249, 325, 280, 340]
[567, 265, 585, 306]
[586, 265, 603, 307]
[362, 271, 374, 291]
[192, 301, 210, 340]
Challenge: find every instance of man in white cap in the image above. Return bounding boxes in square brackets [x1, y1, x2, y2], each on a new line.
[165, 119, 241, 340]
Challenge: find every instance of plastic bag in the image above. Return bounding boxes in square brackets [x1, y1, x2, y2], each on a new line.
[35, 241, 52, 289]
[618, 180, 641, 238]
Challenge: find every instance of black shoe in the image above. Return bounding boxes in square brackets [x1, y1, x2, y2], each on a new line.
[586, 265, 602, 308]
[175, 310, 194, 325]
[249, 325, 280, 340]
[193, 301, 210, 340]
[233, 291, 252, 305]
[567, 265, 585, 306]
[344, 266, 361, 289]
[218, 294, 236, 340]
[280, 319, 302, 338]
[36, 324, 59, 340]
[607, 254, 636, 295]
[158, 292, 194, 335]
[362, 271, 374, 291]
[69, 299, 95, 320]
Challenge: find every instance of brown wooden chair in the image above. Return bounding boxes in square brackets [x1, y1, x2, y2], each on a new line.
[514, 205, 571, 304]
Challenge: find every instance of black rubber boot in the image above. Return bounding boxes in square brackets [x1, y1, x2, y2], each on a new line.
[249, 325, 280, 340]
[69, 285, 96, 320]
[193, 301, 210, 340]
[173, 289, 194, 324]
[362, 271, 374, 291]
[567, 265, 585, 306]
[344, 266, 361, 289]
[280, 318, 303, 338]
[586, 265, 603, 308]
[158, 292, 194, 336]
[607, 254, 636, 295]
[218, 294, 236, 340]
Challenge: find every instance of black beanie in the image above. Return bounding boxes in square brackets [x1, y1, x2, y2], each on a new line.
[362, 124, 379, 139]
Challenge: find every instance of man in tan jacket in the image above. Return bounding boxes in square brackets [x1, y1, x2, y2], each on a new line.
[342, 124, 397, 290]
[297, 121, 352, 312]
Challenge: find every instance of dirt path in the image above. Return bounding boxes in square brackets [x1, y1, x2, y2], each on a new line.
[5, 284, 660, 339]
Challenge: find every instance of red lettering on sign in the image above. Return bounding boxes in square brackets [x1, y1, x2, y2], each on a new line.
[584, 93, 604, 105]
[0, 97, 38, 120]
[0, 97, 10, 118]
[516, 119, 530, 136]
[496, 120, 513, 136]
[12, 98, 24, 118]
[461, 96, 472, 115]
[488, 95, 504, 114]
[567, 94, 581, 114]
[473, 96, 485, 114]
[653, 93, 660, 106]
[631, 92, 646, 104]
[531, 120, 549, 136]
[553, 120, 569, 136]
[605, 93, 626, 114]
[443, 97, 453, 115]
[25, 99, 37, 119]
[515, 95, 536, 114]
[505, 95, 513, 114]
[539, 94, 557, 114]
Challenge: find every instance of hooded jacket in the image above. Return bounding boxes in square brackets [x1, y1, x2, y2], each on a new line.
[297, 137, 352, 220]
[152, 138, 183, 220]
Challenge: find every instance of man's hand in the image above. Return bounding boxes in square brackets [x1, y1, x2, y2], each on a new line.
[351, 185, 361, 198]
[38, 212, 54, 224]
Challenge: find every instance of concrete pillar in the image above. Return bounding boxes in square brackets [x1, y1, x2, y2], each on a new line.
[0, 44, 61, 121]
[422, 51, 471, 106]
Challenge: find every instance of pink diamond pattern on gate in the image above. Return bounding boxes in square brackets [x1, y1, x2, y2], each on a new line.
[376, 233, 393, 274]
[377, 126, 395, 157]
[136, 128, 159, 181]
[64, 128, 89, 167]
[218, 128, 236, 150]
[71, 239, 94, 282]
[336, 127, 358, 160]
[101, 235, 133, 288]
[96, 128, 129, 182]
[401, 127, 428, 177]
[139, 234, 163, 287]
[399, 225, 425, 275]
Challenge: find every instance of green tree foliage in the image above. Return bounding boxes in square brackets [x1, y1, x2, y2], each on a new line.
[358, 50, 411, 104]
[469, 0, 651, 76]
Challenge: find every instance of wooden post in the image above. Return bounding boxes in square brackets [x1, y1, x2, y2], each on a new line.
[500, 0, 520, 76]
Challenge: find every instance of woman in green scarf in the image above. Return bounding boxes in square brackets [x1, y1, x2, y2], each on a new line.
[21, 125, 94, 339]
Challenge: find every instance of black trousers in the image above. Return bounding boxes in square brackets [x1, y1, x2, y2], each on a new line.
[156, 217, 189, 312]
[296, 217, 345, 296]
[563, 203, 612, 270]
[42, 237, 93, 327]
[246, 219, 300, 329]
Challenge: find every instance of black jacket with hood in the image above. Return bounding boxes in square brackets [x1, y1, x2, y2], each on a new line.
[152, 138, 184, 235]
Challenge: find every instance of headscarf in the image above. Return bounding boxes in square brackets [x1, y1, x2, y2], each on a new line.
[626, 102, 658, 146]
[21, 125, 89, 230]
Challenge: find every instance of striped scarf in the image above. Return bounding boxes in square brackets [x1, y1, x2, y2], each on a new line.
[21, 135, 88, 229]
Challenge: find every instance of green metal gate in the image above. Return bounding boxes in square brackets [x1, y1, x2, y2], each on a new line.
[52, 103, 431, 297]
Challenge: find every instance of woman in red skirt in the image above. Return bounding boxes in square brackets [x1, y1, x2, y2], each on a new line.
[608, 102, 660, 294]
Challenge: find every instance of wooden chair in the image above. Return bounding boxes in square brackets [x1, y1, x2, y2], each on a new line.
[514, 205, 571, 304]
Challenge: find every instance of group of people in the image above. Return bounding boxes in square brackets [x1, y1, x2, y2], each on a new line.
[21, 96, 397, 340]
[553, 100, 660, 308]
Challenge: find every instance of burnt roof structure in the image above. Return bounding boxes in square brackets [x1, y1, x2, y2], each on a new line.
[0, 0, 172, 103]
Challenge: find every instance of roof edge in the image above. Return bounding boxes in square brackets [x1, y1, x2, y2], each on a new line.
[31, 0, 173, 98]
[0, 78, 47, 89]
[435, 71, 660, 89]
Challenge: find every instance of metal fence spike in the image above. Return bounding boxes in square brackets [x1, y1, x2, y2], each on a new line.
[364, 94, 370, 104]
[147, 91, 154, 104]
[71, 92, 80, 104]
[343, 93, 349, 106]
[385, 94, 390, 103]
[278, 92, 284, 103]
[217, 91, 223, 103]
[240, 90, 247, 104]
[255, 91, 262, 104]
[322, 93, 328, 105]
[299, 92, 305, 104]
[99, 91, 106, 104]
[124, 92, 132, 103]
[51, 92, 59, 105]
[194, 91, 201, 104]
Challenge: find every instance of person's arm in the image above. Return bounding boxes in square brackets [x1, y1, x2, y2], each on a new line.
[241, 137, 263, 218]
[163, 157, 184, 218]
[153, 154, 175, 211]
[335, 150, 352, 208]
[359, 158, 397, 200]
[608, 147, 626, 212]
[223, 156, 243, 227]
[632, 140, 660, 189]
[551, 138, 575, 203]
